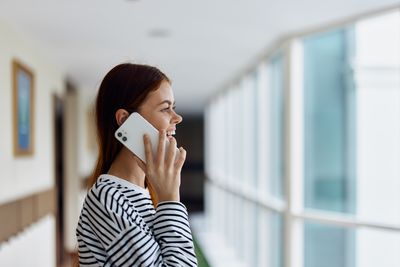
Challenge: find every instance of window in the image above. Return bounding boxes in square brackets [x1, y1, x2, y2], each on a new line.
[203, 9, 400, 267]
[269, 55, 285, 199]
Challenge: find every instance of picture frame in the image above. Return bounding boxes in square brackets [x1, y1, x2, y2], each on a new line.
[13, 60, 35, 156]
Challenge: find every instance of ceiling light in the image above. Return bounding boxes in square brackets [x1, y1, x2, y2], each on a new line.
[148, 29, 170, 38]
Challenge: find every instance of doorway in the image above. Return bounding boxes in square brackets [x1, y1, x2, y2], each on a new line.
[53, 94, 65, 266]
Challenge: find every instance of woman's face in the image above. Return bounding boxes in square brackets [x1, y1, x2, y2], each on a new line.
[138, 80, 183, 140]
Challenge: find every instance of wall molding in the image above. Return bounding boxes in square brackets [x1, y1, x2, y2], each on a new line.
[0, 188, 55, 243]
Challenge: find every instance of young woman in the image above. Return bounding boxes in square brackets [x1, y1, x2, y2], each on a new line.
[76, 63, 198, 266]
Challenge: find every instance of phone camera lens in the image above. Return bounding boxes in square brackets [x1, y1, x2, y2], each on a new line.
[117, 132, 122, 137]
[122, 137, 127, 142]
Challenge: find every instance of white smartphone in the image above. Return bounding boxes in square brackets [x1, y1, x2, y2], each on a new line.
[114, 112, 178, 163]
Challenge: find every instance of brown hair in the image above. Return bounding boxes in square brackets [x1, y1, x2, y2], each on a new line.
[88, 63, 170, 205]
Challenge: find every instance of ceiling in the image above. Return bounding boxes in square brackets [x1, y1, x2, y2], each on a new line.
[0, 0, 398, 115]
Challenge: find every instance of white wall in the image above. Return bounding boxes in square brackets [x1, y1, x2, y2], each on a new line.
[0, 216, 56, 267]
[0, 21, 64, 267]
[63, 88, 97, 251]
[77, 89, 98, 179]
[0, 21, 64, 203]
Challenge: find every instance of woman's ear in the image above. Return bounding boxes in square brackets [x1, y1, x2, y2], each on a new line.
[115, 109, 130, 126]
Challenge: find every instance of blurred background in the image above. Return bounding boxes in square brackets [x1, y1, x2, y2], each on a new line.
[0, 1, 399, 266]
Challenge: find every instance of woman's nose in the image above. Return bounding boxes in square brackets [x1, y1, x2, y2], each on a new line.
[172, 111, 183, 124]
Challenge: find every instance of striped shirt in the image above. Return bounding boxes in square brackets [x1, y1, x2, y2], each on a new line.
[76, 174, 198, 267]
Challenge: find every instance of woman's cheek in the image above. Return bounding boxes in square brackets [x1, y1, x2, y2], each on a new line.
[155, 119, 168, 131]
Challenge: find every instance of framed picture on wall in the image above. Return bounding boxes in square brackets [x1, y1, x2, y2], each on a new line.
[13, 59, 35, 156]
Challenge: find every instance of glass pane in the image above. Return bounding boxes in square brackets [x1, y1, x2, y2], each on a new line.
[269, 55, 285, 199]
[242, 201, 258, 267]
[252, 72, 259, 188]
[242, 75, 258, 189]
[305, 222, 400, 267]
[225, 90, 235, 184]
[235, 194, 245, 260]
[234, 88, 243, 183]
[258, 209, 284, 267]
[305, 222, 355, 267]
[303, 28, 356, 213]
[270, 212, 283, 267]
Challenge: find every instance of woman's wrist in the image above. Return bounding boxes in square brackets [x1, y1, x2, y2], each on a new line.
[157, 193, 180, 203]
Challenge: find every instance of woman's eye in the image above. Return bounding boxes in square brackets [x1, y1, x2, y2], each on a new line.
[161, 106, 176, 112]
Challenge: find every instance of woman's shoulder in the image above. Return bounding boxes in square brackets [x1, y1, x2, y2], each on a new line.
[86, 174, 127, 207]
[95, 174, 149, 194]
[91, 174, 124, 193]
[83, 174, 155, 233]
[86, 174, 152, 209]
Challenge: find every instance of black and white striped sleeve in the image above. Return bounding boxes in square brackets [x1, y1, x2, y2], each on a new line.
[80, 184, 198, 266]
[153, 202, 198, 266]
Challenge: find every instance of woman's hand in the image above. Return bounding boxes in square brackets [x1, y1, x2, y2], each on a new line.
[143, 130, 186, 203]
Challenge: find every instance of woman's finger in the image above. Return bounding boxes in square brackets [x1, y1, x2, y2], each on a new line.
[143, 134, 154, 167]
[156, 130, 166, 166]
[165, 137, 177, 168]
[174, 147, 186, 172]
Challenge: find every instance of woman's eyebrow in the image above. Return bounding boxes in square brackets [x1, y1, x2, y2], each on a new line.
[158, 100, 176, 106]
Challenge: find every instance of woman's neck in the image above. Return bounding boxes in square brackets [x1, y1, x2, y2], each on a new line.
[107, 148, 146, 188]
